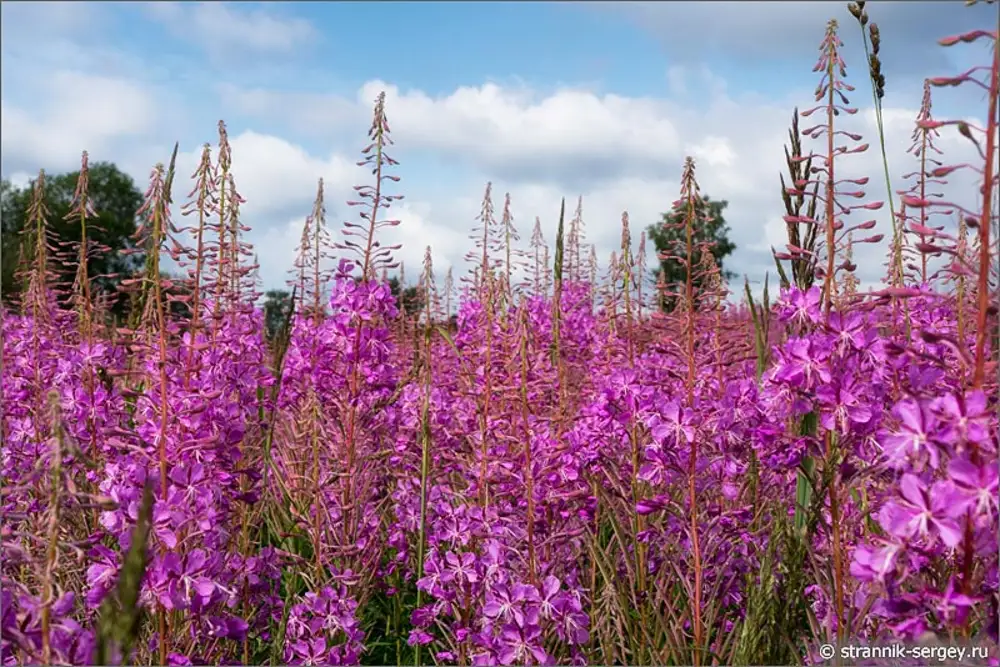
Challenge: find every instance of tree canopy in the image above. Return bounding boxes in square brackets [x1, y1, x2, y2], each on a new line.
[388, 277, 423, 316]
[646, 194, 736, 310]
[261, 278, 422, 340]
[1, 162, 144, 313]
[262, 289, 294, 340]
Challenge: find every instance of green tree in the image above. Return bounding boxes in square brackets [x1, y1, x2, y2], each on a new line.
[262, 277, 420, 339]
[1, 180, 23, 299]
[262, 289, 293, 340]
[1, 163, 144, 314]
[388, 277, 423, 315]
[646, 194, 736, 310]
[353, 276, 422, 315]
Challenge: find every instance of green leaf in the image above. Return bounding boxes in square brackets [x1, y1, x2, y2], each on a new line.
[95, 482, 154, 665]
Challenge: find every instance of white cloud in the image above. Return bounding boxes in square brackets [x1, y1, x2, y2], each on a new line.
[1, 12, 987, 300]
[589, 1, 995, 78]
[358, 81, 688, 186]
[1, 72, 157, 173]
[146, 2, 318, 57]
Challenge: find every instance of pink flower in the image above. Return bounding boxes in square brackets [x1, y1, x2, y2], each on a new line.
[878, 474, 965, 547]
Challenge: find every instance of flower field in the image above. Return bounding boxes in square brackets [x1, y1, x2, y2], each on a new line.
[1, 3, 998, 666]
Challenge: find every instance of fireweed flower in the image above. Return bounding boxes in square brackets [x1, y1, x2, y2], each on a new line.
[849, 541, 902, 582]
[815, 375, 873, 431]
[445, 550, 479, 586]
[536, 575, 561, 620]
[825, 310, 868, 356]
[483, 583, 519, 626]
[153, 549, 218, 611]
[84, 545, 120, 608]
[407, 629, 434, 647]
[646, 400, 695, 445]
[416, 552, 454, 596]
[777, 286, 822, 326]
[878, 474, 965, 548]
[497, 623, 548, 665]
[781, 337, 833, 388]
[931, 390, 996, 454]
[947, 457, 999, 518]
[929, 577, 982, 627]
[552, 593, 590, 646]
[880, 398, 942, 471]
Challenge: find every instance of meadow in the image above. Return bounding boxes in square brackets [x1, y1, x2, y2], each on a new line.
[1, 2, 998, 665]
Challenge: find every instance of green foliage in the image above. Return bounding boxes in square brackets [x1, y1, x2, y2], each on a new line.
[744, 275, 773, 380]
[387, 277, 423, 315]
[732, 507, 814, 666]
[1, 163, 144, 313]
[646, 195, 736, 311]
[95, 482, 154, 665]
[263, 289, 293, 340]
[262, 279, 419, 341]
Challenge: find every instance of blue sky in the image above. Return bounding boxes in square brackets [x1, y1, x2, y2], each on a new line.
[1, 1, 994, 295]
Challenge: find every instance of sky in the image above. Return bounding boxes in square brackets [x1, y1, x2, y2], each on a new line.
[0, 1, 994, 298]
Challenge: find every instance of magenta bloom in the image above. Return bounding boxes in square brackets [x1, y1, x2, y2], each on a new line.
[774, 338, 831, 389]
[444, 551, 479, 585]
[816, 376, 872, 431]
[849, 542, 900, 582]
[932, 390, 995, 452]
[648, 401, 695, 445]
[881, 398, 941, 470]
[779, 286, 822, 326]
[497, 624, 548, 665]
[878, 474, 965, 547]
[948, 457, 999, 518]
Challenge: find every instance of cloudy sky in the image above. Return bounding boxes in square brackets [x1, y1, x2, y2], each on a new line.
[0, 1, 993, 296]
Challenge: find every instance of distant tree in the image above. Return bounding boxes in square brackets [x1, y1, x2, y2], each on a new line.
[1, 163, 144, 315]
[262, 289, 293, 340]
[646, 194, 736, 310]
[387, 277, 423, 315]
[164, 272, 193, 320]
[1, 180, 23, 300]
[263, 277, 418, 337]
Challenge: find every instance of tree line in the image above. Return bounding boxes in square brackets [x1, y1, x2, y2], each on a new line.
[1, 161, 736, 334]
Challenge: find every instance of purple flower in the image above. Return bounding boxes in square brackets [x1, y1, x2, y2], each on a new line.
[648, 401, 695, 445]
[483, 584, 516, 625]
[929, 577, 981, 626]
[826, 310, 866, 351]
[409, 605, 437, 629]
[536, 576, 561, 620]
[84, 546, 119, 608]
[947, 457, 999, 518]
[407, 629, 433, 646]
[881, 398, 941, 470]
[445, 551, 479, 585]
[816, 376, 872, 431]
[204, 615, 249, 642]
[160, 549, 217, 610]
[774, 338, 831, 389]
[779, 286, 822, 326]
[497, 624, 548, 665]
[932, 390, 995, 452]
[290, 637, 328, 665]
[878, 474, 965, 547]
[849, 542, 901, 582]
[417, 554, 454, 595]
[554, 594, 590, 645]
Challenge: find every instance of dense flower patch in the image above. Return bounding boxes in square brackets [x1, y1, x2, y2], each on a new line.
[1, 7, 998, 666]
